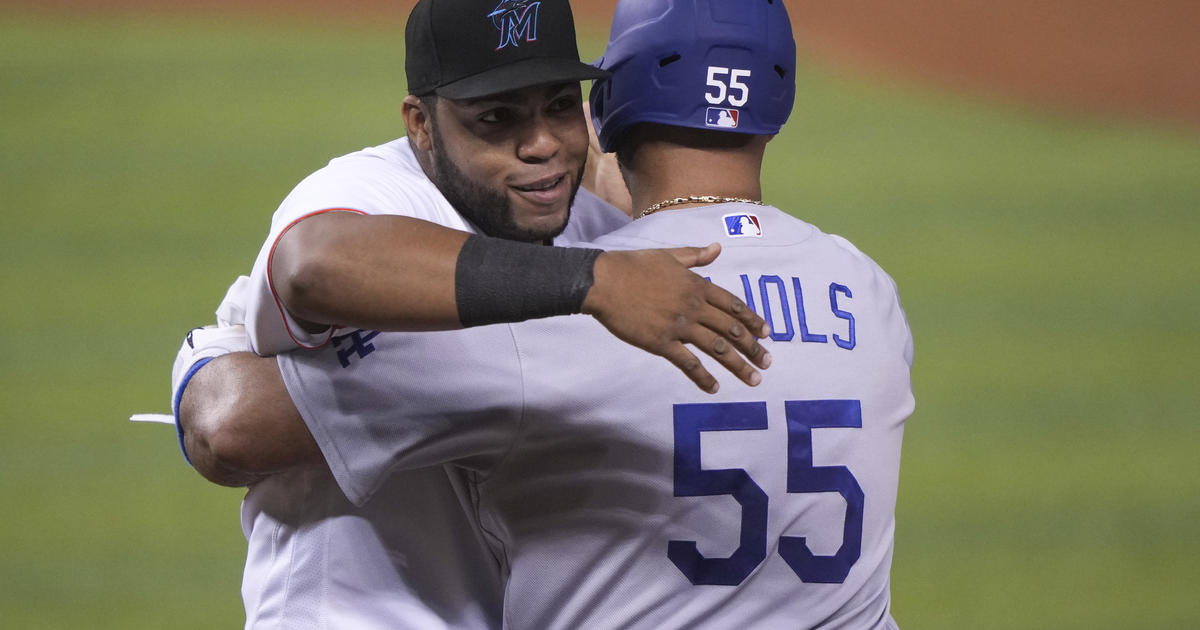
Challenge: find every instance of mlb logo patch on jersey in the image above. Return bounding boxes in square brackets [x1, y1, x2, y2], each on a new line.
[706, 107, 740, 129]
[723, 213, 762, 238]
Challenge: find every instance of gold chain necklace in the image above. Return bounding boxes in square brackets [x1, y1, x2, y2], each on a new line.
[637, 195, 763, 219]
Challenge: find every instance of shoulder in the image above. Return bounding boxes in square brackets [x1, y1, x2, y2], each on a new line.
[302, 138, 428, 193]
[751, 206, 897, 286]
[274, 137, 463, 226]
[804, 222, 912, 362]
[557, 189, 632, 245]
[818, 231, 903, 297]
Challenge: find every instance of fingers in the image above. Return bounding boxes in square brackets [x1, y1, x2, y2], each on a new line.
[656, 247, 768, 341]
[704, 281, 771, 340]
[589, 246, 773, 394]
[661, 315, 765, 392]
[665, 243, 721, 269]
[665, 287, 770, 391]
[657, 253, 770, 392]
[693, 326, 763, 389]
[682, 281, 771, 390]
[696, 303, 772, 371]
[660, 343, 720, 394]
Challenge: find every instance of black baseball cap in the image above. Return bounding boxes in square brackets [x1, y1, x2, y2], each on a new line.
[405, 0, 609, 99]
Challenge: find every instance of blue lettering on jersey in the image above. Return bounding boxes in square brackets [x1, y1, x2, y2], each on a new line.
[758, 275, 794, 341]
[830, 284, 856, 350]
[739, 274, 758, 314]
[333, 330, 382, 368]
[780, 400, 864, 583]
[793, 277, 829, 344]
[671, 400, 865, 586]
[670, 402, 769, 585]
[737, 274, 852, 349]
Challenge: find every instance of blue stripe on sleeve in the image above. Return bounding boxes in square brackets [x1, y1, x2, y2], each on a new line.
[172, 356, 215, 466]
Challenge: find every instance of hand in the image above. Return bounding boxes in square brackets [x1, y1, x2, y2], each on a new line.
[581, 101, 634, 217]
[172, 324, 252, 408]
[582, 243, 771, 393]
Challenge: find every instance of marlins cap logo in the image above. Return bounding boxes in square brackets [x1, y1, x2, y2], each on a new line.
[706, 107, 739, 129]
[723, 213, 763, 238]
[489, 0, 542, 50]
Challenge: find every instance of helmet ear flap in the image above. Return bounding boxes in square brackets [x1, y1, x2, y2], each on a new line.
[589, 80, 606, 123]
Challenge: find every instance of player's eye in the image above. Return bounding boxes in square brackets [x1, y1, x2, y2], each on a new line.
[547, 94, 580, 114]
[478, 108, 515, 124]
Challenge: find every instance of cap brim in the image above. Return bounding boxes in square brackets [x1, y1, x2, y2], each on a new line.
[433, 57, 610, 100]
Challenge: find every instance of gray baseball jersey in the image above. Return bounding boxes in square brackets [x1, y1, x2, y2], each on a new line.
[279, 203, 914, 629]
[229, 137, 628, 629]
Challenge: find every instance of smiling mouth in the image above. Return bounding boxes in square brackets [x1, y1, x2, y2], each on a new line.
[512, 175, 565, 193]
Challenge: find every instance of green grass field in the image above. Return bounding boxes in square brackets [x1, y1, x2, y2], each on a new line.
[2, 10, 1198, 629]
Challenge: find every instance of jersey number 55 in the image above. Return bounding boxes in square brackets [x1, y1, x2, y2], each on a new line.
[670, 400, 864, 586]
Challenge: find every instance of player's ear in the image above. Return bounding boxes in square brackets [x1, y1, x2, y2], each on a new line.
[402, 95, 435, 151]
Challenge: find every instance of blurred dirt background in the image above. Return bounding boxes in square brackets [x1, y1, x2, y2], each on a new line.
[9, 0, 1198, 127]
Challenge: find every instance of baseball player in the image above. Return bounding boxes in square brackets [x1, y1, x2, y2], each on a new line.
[178, 0, 913, 628]
[179, 0, 914, 627]
[168, 1, 771, 627]
[242, 0, 773, 393]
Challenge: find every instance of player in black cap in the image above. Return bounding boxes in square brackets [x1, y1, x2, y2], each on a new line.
[263, 0, 771, 389]
[166, 1, 771, 627]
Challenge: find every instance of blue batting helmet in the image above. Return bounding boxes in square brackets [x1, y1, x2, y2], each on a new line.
[589, 0, 797, 153]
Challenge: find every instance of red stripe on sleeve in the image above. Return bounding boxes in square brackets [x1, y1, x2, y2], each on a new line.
[265, 208, 368, 351]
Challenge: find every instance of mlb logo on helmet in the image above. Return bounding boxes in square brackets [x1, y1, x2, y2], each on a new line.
[723, 213, 762, 238]
[705, 107, 739, 129]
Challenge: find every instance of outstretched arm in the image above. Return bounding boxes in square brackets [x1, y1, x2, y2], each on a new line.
[272, 213, 770, 392]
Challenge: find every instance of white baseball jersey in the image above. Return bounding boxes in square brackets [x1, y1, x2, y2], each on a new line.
[229, 137, 629, 629]
[243, 136, 629, 355]
[279, 203, 915, 630]
[240, 467, 501, 630]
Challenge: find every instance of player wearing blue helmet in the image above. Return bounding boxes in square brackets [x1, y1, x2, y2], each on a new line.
[178, 0, 913, 627]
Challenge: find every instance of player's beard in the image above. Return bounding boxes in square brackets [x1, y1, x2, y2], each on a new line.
[430, 140, 582, 244]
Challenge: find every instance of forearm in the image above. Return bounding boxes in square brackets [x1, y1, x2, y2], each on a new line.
[179, 352, 326, 487]
[271, 212, 467, 332]
[271, 212, 599, 331]
[268, 213, 770, 394]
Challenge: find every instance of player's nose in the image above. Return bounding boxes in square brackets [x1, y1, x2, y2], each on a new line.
[516, 117, 562, 163]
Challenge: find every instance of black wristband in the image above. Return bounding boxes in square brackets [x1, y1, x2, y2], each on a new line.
[455, 234, 603, 327]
